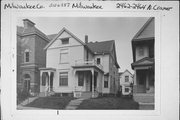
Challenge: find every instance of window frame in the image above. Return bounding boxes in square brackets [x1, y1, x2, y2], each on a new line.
[24, 49, 30, 63]
[104, 76, 108, 88]
[96, 58, 101, 65]
[61, 37, 69, 45]
[59, 49, 69, 64]
[125, 76, 129, 82]
[125, 87, 129, 93]
[59, 72, 68, 86]
[138, 46, 144, 56]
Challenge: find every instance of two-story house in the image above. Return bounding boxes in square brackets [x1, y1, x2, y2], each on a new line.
[39, 27, 120, 98]
[131, 18, 154, 102]
[17, 19, 49, 95]
[119, 70, 133, 96]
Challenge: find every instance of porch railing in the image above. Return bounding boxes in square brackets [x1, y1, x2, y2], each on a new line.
[74, 59, 103, 70]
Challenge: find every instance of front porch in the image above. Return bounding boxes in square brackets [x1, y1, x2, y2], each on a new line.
[133, 68, 154, 94]
[72, 60, 104, 98]
[39, 68, 56, 96]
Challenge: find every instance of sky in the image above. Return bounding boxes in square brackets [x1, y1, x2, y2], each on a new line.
[17, 17, 149, 73]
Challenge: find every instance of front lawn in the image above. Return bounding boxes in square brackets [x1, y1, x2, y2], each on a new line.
[77, 96, 139, 109]
[26, 96, 74, 109]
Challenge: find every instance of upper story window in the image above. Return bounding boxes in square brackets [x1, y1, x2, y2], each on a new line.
[96, 58, 101, 64]
[60, 49, 68, 63]
[125, 76, 129, 82]
[138, 46, 144, 56]
[61, 38, 69, 45]
[24, 49, 30, 63]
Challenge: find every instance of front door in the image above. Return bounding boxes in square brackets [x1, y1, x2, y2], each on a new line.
[24, 74, 31, 92]
[77, 72, 84, 91]
[137, 70, 146, 93]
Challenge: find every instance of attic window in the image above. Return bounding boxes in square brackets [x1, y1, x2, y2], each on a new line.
[61, 38, 69, 44]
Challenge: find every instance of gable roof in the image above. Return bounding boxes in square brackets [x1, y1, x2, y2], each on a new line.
[119, 69, 133, 77]
[132, 17, 154, 41]
[47, 34, 58, 41]
[17, 26, 50, 42]
[86, 40, 114, 54]
[44, 27, 85, 50]
[86, 40, 120, 68]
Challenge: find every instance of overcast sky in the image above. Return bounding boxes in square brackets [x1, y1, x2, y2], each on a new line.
[17, 17, 149, 73]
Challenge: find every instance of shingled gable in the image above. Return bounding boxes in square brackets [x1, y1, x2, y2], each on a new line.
[44, 27, 85, 50]
[132, 17, 154, 41]
[132, 17, 155, 62]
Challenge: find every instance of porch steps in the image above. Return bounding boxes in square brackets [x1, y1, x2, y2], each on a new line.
[81, 92, 98, 99]
[133, 93, 154, 103]
[133, 93, 154, 110]
[38, 91, 55, 97]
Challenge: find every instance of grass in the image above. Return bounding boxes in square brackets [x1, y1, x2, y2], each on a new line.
[26, 96, 74, 109]
[77, 96, 139, 109]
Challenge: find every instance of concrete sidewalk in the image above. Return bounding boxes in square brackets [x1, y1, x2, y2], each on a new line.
[65, 98, 85, 110]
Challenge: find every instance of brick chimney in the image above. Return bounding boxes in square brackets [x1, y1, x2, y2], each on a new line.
[23, 19, 35, 29]
[85, 35, 88, 43]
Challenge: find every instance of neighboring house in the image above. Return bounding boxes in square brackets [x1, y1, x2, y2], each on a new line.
[39, 27, 120, 98]
[131, 18, 154, 103]
[119, 70, 133, 96]
[17, 19, 50, 95]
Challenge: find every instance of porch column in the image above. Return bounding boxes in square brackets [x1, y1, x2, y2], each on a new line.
[134, 69, 137, 85]
[146, 71, 149, 91]
[48, 71, 51, 92]
[40, 71, 43, 89]
[91, 69, 94, 98]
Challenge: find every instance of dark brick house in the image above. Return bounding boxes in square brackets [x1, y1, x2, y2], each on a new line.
[17, 19, 49, 94]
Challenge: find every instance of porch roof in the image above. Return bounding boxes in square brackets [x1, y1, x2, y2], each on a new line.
[72, 65, 104, 73]
[131, 57, 154, 69]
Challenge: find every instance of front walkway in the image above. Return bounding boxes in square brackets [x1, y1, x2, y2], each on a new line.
[17, 96, 39, 110]
[65, 98, 85, 110]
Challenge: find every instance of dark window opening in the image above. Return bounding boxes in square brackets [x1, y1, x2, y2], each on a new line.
[78, 73, 84, 86]
[61, 38, 69, 44]
[25, 51, 29, 62]
[97, 58, 101, 64]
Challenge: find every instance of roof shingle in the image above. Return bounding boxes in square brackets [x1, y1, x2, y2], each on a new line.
[86, 40, 114, 54]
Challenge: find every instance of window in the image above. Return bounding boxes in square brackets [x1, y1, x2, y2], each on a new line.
[42, 73, 47, 86]
[125, 76, 129, 82]
[97, 58, 101, 64]
[125, 88, 129, 92]
[104, 76, 108, 88]
[24, 49, 30, 62]
[59, 72, 68, 86]
[78, 73, 84, 86]
[60, 49, 68, 63]
[61, 38, 69, 44]
[139, 46, 144, 56]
